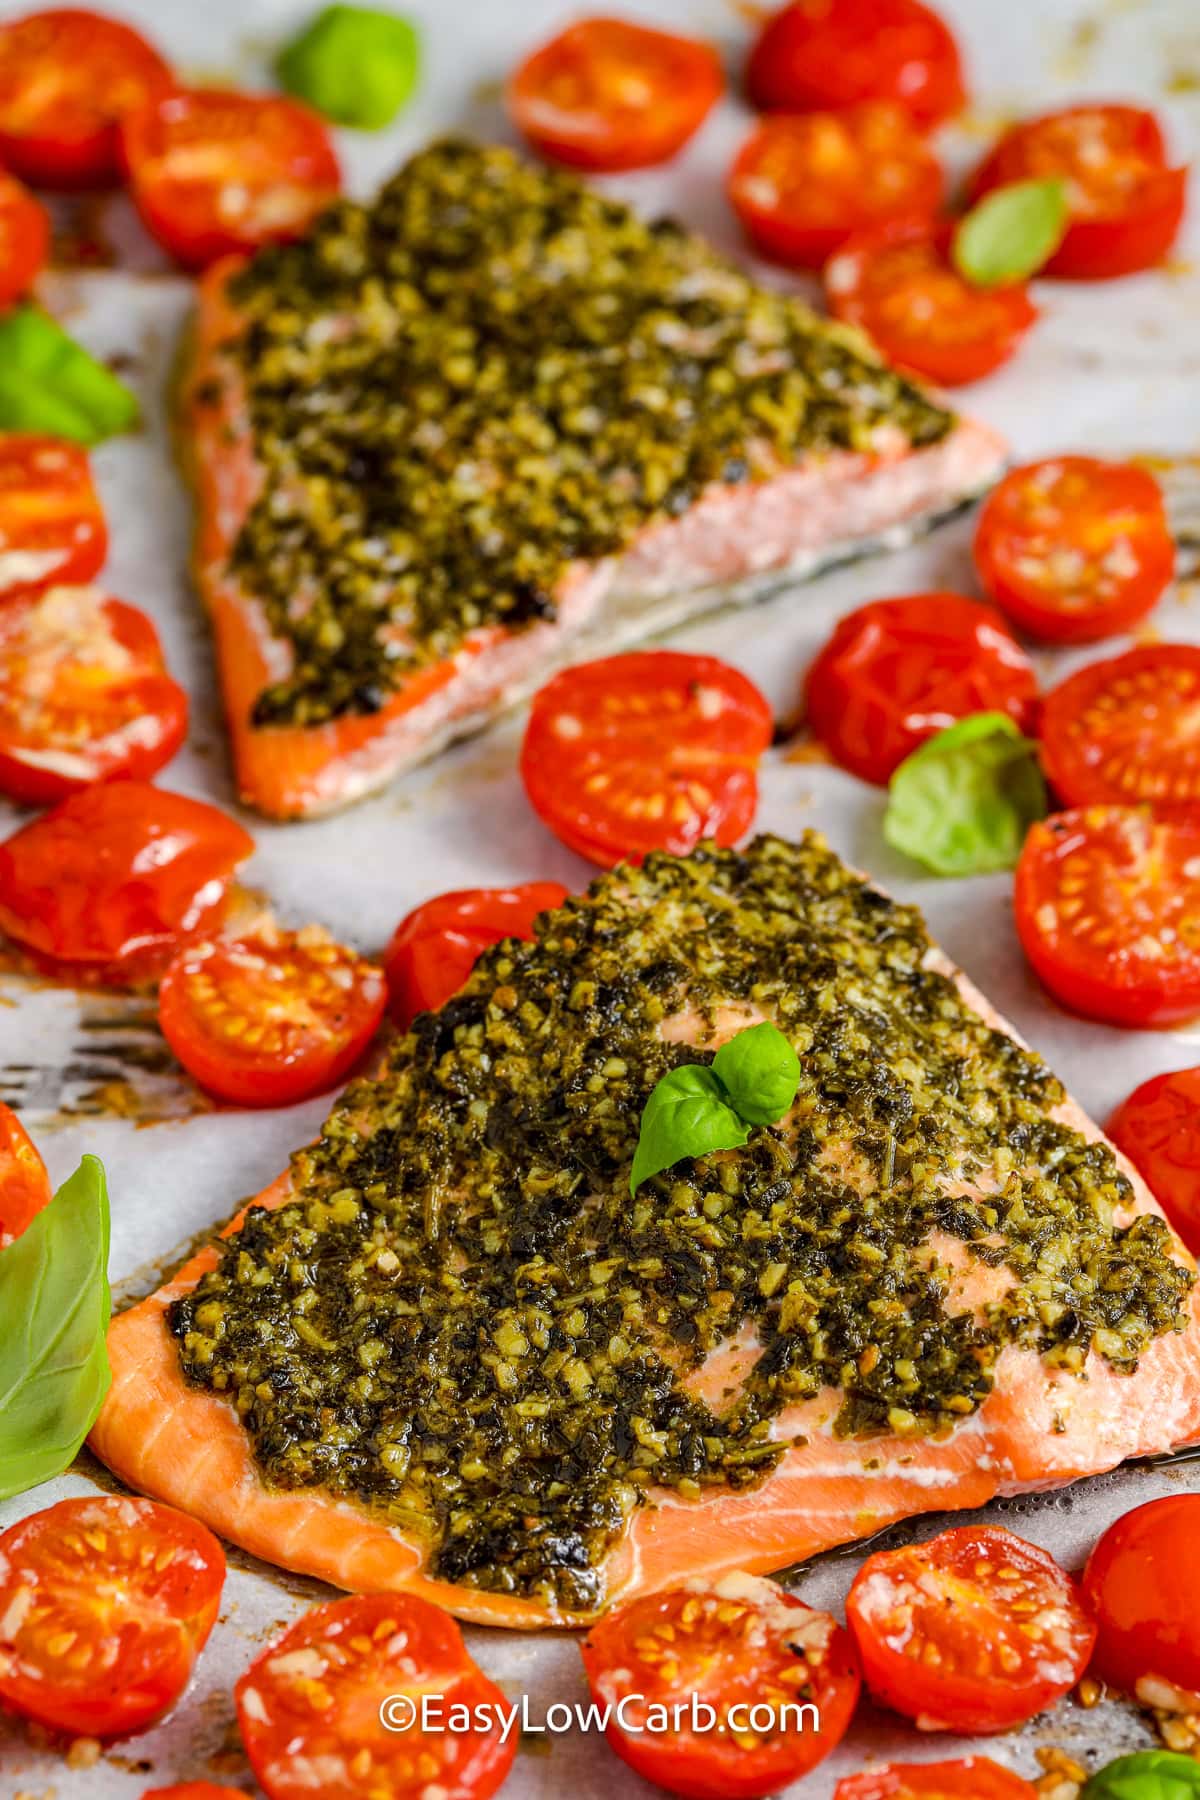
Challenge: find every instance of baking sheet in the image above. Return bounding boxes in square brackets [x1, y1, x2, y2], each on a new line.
[2, 0, 1200, 1792]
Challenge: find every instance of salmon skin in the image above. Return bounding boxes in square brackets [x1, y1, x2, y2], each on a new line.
[180, 138, 1007, 819]
[90, 836, 1200, 1627]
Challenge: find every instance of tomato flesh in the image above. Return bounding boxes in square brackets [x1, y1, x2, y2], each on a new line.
[969, 105, 1187, 280]
[384, 881, 569, 1029]
[835, 1758, 1038, 1799]
[846, 1525, 1095, 1733]
[581, 1575, 861, 1800]
[0, 435, 107, 601]
[521, 650, 773, 868]
[1109, 1069, 1200, 1254]
[746, 0, 966, 129]
[0, 7, 173, 189]
[159, 923, 386, 1107]
[0, 1098, 50, 1246]
[1039, 646, 1200, 810]
[1083, 1497, 1200, 1704]
[0, 170, 48, 306]
[142, 1787, 248, 1799]
[728, 104, 942, 270]
[235, 1592, 516, 1800]
[0, 1496, 225, 1740]
[1016, 807, 1200, 1028]
[825, 220, 1036, 386]
[120, 88, 340, 270]
[974, 457, 1173, 644]
[509, 17, 723, 172]
[804, 592, 1037, 785]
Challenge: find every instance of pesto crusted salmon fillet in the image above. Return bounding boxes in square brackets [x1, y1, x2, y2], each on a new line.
[181, 139, 1006, 819]
[90, 836, 1200, 1627]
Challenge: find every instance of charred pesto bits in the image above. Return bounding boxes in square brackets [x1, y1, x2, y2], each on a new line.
[169, 836, 1191, 1611]
[216, 138, 954, 728]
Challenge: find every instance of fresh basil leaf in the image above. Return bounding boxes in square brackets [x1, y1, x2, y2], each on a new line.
[630, 1064, 749, 1195]
[953, 178, 1068, 287]
[1082, 1750, 1200, 1799]
[711, 1021, 802, 1126]
[0, 307, 139, 445]
[278, 4, 420, 130]
[884, 711, 1047, 877]
[0, 1155, 112, 1500]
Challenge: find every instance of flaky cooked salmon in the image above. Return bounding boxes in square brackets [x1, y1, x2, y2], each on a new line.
[179, 140, 1005, 819]
[90, 836, 1200, 1627]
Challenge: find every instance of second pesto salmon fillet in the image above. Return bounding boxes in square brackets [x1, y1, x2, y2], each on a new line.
[90, 836, 1200, 1626]
[181, 138, 1005, 818]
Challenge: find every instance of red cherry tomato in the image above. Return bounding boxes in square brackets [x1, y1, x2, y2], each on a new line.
[847, 1525, 1096, 1734]
[508, 16, 723, 172]
[0, 436, 107, 602]
[158, 924, 386, 1108]
[974, 458, 1174, 644]
[119, 89, 340, 270]
[0, 1496, 225, 1740]
[835, 1759, 1038, 1800]
[728, 105, 942, 269]
[825, 219, 1037, 386]
[968, 105, 1187, 280]
[384, 882, 569, 1029]
[0, 779, 255, 983]
[143, 1787, 248, 1800]
[1039, 647, 1200, 810]
[746, 0, 966, 129]
[1015, 807, 1200, 1028]
[0, 8, 173, 189]
[1083, 1497, 1200, 1704]
[235, 1592, 517, 1800]
[0, 170, 49, 307]
[1108, 1069, 1200, 1255]
[580, 1576, 861, 1800]
[521, 650, 774, 868]
[804, 593, 1038, 785]
[0, 1098, 50, 1246]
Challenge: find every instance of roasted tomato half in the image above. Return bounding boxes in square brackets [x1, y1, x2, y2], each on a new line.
[1083, 1497, 1200, 1707]
[0, 1098, 50, 1246]
[0, 435, 107, 602]
[746, 0, 966, 129]
[384, 881, 569, 1029]
[1038, 646, 1200, 809]
[835, 1759, 1038, 1799]
[0, 170, 49, 307]
[1109, 1068, 1200, 1254]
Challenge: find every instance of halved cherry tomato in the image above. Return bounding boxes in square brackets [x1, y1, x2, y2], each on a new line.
[825, 219, 1037, 386]
[581, 1576, 861, 1800]
[0, 1496, 225, 1740]
[0, 1098, 50, 1246]
[0, 585, 188, 804]
[1039, 646, 1200, 810]
[521, 650, 773, 868]
[0, 171, 48, 307]
[728, 104, 942, 269]
[1083, 1497, 1200, 1704]
[1015, 807, 1200, 1028]
[384, 882, 569, 1029]
[0, 8, 173, 189]
[0, 779, 255, 982]
[968, 105, 1187, 280]
[1109, 1069, 1200, 1254]
[746, 0, 966, 129]
[508, 17, 723, 172]
[0, 436, 107, 601]
[158, 923, 386, 1107]
[974, 458, 1174, 644]
[847, 1525, 1095, 1734]
[143, 1787, 248, 1800]
[804, 593, 1037, 785]
[835, 1759, 1038, 1800]
[119, 89, 340, 270]
[235, 1592, 516, 1800]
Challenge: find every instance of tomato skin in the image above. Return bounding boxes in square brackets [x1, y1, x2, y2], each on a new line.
[1015, 807, 1200, 1028]
[746, 0, 966, 129]
[142, 1787, 248, 1799]
[1039, 647, 1200, 810]
[728, 105, 942, 269]
[0, 8, 174, 190]
[974, 458, 1173, 645]
[804, 593, 1037, 785]
[848, 1526, 1095, 1734]
[0, 437, 107, 601]
[825, 219, 1037, 386]
[835, 1758, 1038, 1800]
[0, 1098, 50, 1246]
[0, 170, 49, 307]
[1082, 1497, 1200, 1703]
[384, 882, 569, 1029]
[1108, 1069, 1200, 1255]
[581, 1576, 861, 1800]
[120, 89, 340, 270]
[0, 1496, 225, 1740]
[509, 17, 723, 172]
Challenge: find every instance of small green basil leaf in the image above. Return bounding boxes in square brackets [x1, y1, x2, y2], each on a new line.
[711, 1021, 802, 1126]
[630, 1065, 749, 1195]
[953, 178, 1068, 286]
[278, 5, 420, 130]
[884, 711, 1047, 877]
[1081, 1750, 1200, 1799]
[0, 1155, 112, 1501]
[0, 307, 139, 445]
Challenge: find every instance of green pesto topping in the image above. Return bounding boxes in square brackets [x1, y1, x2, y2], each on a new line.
[217, 139, 955, 727]
[168, 836, 1192, 1611]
